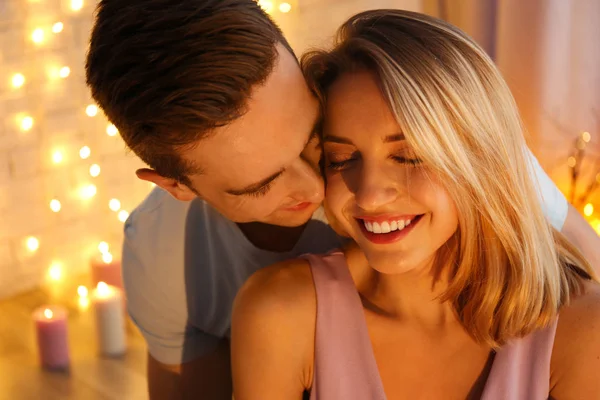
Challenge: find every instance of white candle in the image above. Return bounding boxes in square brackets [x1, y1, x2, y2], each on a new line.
[91, 282, 126, 356]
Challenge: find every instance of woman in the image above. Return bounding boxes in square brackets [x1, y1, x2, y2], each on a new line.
[231, 10, 600, 399]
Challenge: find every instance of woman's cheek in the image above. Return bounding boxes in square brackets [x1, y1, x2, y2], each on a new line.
[323, 178, 351, 238]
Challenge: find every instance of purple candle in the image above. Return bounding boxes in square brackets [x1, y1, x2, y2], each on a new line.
[33, 306, 70, 369]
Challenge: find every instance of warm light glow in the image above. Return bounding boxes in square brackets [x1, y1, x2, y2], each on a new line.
[52, 150, 64, 164]
[78, 297, 90, 309]
[21, 116, 34, 131]
[118, 210, 129, 222]
[584, 203, 594, 217]
[32, 28, 44, 44]
[79, 146, 91, 159]
[71, 0, 84, 11]
[80, 184, 97, 199]
[257, 0, 274, 13]
[582, 131, 591, 143]
[96, 281, 112, 297]
[109, 198, 121, 212]
[98, 241, 109, 254]
[592, 219, 600, 235]
[52, 22, 64, 33]
[106, 123, 118, 137]
[567, 156, 577, 168]
[59, 66, 71, 78]
[48, 262, 62, 281]
[77, 285, 88, 298]
[26, 236, 40, 252]
[44, 309, 53, 319]
[279, 2, 292, 12]
[102, 252, 113, 264]
[11, 73, 25, 88]
[89, 164, 101, 177]
[86, 104, 98, 117]
[50, 199, 61, 212]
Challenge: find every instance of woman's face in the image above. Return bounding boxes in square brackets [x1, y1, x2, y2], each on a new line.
[322, 71, 459, 274]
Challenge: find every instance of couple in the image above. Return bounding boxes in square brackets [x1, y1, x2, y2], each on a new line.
[86, 1, 600, 399]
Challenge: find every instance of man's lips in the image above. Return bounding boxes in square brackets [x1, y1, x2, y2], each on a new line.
[283, 202, 314, 211]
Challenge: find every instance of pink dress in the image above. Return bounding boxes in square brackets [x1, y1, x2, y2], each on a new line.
[304, 252, 558, 400]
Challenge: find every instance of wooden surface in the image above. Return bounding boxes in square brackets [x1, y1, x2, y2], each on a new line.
[0, 279, 148, 400]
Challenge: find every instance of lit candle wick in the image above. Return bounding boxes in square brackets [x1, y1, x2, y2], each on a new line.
[44, 309, 53, 319]
[97, 281, 111, 297]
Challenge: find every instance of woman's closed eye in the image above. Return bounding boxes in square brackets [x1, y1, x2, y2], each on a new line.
[326, 153, 422, 171]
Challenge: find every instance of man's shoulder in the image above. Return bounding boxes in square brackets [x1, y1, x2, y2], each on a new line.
[125, 188, 230, 242]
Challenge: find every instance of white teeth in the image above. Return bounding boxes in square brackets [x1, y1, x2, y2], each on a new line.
[362, 217, 414, 234]
[381, 221, 391, 233]
[372, 222, 382, 234]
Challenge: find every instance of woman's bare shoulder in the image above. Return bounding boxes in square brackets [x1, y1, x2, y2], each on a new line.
[231, 258, 318, 393]
[234, 257, 317, 318]
[550, 281, 600, 398]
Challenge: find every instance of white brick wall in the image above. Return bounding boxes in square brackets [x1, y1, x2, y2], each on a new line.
[0, 0, 149, 299]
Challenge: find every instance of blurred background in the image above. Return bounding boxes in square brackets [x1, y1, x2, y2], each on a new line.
[0, 0, 598, 398]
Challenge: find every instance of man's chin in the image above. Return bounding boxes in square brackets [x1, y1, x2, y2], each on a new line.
[272, 204, 319, 227]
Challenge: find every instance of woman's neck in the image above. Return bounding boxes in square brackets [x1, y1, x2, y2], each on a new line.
[346, 244, 457, 330]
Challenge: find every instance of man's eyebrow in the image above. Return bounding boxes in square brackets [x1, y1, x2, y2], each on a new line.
[225, 169, 285, 196]
[226, 113, 320, 197]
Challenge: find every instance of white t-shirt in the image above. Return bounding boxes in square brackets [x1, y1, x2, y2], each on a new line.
[122, 149, 567, 365]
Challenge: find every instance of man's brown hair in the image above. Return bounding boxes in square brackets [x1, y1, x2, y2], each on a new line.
[86, 0, 291, 184]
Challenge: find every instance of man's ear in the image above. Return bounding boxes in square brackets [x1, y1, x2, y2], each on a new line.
[136, 168, 197, 201]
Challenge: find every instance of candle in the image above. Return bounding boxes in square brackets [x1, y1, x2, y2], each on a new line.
[90, 253, 123, 289]
[32, 306, 70, 369]
[91, 282, 126, 356]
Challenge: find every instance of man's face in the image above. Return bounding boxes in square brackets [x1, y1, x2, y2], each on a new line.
[180, 44, 324, 227]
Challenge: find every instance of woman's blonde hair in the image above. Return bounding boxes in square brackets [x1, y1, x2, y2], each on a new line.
[302, 9, 597, 347]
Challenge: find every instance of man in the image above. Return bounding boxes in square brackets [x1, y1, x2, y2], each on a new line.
[85, 1, 600, 398]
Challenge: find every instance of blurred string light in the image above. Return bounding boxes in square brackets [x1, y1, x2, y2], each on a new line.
[59, 66, 70, 78]
[106, 123, 118, 136]
[79, 146, 91, 159]
[71, 0, 84, 11]
[80, 184, 97, 199]
[109, 199, 121, 212]
[89, 164, 101, 177]
[98, 241, 109, 254]
[50, 199, 61, 213]
[118, 210, 129, 222]
[12, 73, 25, 88]
[20, 116, 34, 131]
[257, 0, 274, 13]
[52, 150, 64, 164]
[48, 262, 62, 281]
[26, 236, 40, 252]
[279, 2, 291, 13]
[102, 252, 113, 263]
[31, 28, 44, 44]
[86, 104, 98, 117]
[52, 22, 64, 33]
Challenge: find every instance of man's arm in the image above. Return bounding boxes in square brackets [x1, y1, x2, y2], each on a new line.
[147, 338, 232, 400]
[525, 148, 600, 273]
[561, 204, 600, 275]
